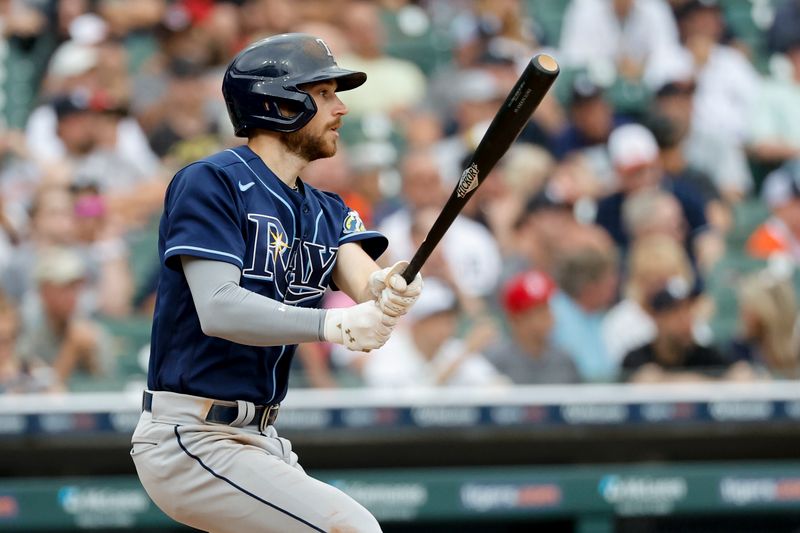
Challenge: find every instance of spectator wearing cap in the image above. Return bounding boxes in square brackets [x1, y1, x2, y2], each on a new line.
[727, 269, 800, 379]
[746, 160, 800, 263]
[552, 74, 627, 191]
[594, 123, 723, 273]
[747, 31, 800, 165]
[353, 279, 508, 388]
[17, 246, 115, 389]
[484, 271, 580, 385]
[603, 234, 698, 365]
[559, 0, 685, 87]
[651, 78, 752, 201]
[549, 224, 620, 382]
[621, 274, 739, 383]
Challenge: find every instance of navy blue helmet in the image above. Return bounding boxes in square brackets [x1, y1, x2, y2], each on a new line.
[222, 33, 367, 136]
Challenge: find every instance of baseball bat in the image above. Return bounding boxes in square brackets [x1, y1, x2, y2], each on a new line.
[401, 54, 560, 284]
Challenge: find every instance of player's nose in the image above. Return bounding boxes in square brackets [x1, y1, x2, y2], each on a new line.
[333, 94, 348, 116]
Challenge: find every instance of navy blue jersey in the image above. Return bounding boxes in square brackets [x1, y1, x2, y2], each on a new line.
[148, 145, 387, 404]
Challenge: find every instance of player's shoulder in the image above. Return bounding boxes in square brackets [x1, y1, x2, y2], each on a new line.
[304, 184, 347, 211]
[171, 146, 253, 186]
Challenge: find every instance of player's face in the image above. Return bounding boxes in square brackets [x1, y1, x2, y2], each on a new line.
[283, 80, 347, 162]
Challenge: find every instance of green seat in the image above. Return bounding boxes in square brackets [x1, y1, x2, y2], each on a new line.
[380, 8, 453, 76]
[526, 0, 572, 47]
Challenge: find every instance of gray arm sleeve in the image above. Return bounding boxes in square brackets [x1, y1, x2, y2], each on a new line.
[181, 256, 327, 346]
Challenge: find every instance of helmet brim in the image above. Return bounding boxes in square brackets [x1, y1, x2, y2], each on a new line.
[294, 66, 367, 92]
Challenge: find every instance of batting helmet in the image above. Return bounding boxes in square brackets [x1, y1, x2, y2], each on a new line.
[222, 33, 367, 136]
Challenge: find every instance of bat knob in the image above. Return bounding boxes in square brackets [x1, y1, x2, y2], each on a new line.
[534, 54, 559, 74]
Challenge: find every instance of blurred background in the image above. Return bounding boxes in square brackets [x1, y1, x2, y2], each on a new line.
[2, 0, 800, 531]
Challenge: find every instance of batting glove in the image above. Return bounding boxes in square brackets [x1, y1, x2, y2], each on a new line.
[323, 301, 398, 351]
[368, 261, 424, 318]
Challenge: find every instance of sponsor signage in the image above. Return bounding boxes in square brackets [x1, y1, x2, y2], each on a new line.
[275, 408, 332, 429]
[599, 475, 687, 515]
[340, 408, 399, 428]
[329, 481, 427, 520]
[708, 401, 774, 422]
[560, 404, 629, 424]
[489, 406, 549, 425]
[639, 402, 697, 423]
[410, 406, 481, 427]
[720, 477, 800, 506]
[460, 483, 562, 513]
[0, 415, 26, 434]
[58, 486, 150, 528]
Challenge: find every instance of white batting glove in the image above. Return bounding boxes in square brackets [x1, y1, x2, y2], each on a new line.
[323, 301, 398, 351]
[368, 261, 424, 318]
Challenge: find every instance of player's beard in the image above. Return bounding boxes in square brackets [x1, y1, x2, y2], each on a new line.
[282, 126, 337, 161]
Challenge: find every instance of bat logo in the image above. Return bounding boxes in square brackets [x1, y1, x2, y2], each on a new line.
[456, 163, 479, 198]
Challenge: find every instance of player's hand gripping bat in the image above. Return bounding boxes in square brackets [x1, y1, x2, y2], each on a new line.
[400, 54, 560, 284]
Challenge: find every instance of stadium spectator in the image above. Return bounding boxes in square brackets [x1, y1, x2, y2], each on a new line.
[767, 0, 800, 57]
[746, 160, 800, 263]
[431, 67, 508, 182]
[2, 187, 79, 305]
[355, 279, 507, 388]
[485, 270, 580, 385]
[559, 0, 685, 87]
[621, 275, 741, 382]
[728, 269, 800, 379]
[480, 144, 556, 257]
[507, 186, 579, 278]
[603, 233, 697, 364]
[0, 205, 17, 274]
[71, 184, 133, 318]
[145, 58, 223, 162]
[672, 0, 760, 145]
[649, 77, 751, 202]
[622, 188, 686, 245]
[379, 152, 501, 298]
[552, 74, 621, 190]
[336, 0, 427, 118]
[747, 33, 800, 165]
[449, 0, 542, 67]
[594, 123, 723, 272]
[17, 246, 115, 388]
[0, 292, 54, 394]
[550, 224, 620, 382]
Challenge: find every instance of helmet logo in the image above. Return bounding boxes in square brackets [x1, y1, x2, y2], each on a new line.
[316, 38, 334, 58]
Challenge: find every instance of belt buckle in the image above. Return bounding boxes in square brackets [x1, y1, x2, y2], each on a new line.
[259, 405, 279, 432]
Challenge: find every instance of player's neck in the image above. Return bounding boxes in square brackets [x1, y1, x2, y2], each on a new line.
[247, 134, 306, 187]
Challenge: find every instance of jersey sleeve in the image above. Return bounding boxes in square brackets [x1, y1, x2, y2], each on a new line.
[162, 162, 246, 270]
[336, 202, 388, 261]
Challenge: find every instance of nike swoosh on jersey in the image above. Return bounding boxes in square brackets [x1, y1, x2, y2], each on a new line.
[238, 181, 255, 192]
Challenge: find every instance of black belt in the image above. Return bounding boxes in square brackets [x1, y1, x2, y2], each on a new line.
[142, 391, 279, 430]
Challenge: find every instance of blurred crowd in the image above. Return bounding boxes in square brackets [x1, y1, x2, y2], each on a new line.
[1, 0, 800, 393]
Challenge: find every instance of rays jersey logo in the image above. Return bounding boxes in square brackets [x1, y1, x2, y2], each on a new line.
[243, 214, 337, 305]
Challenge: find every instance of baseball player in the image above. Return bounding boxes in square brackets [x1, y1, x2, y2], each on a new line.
[130, 34, 423, 533]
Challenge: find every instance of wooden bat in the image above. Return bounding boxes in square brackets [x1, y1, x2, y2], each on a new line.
[401, 54, 560, 284]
